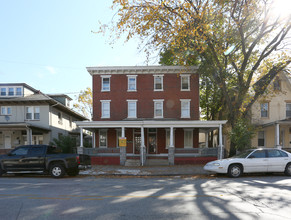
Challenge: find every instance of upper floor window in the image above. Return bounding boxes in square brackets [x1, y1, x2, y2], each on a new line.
[101, 100, 110, 118]
[16, 87, 22, 96]
[181, 99, 190, 118]
[8, 88, 14, 96]
[127, 75, 137, 92]
[273, 77, 281, 91]
[58, 112, 63, 124]
[127, 100, 137, 118]
[181, 75, 190, 91]
[25, 106, 40, 120]
[1, 106, 12, 115]
[286, 103, 291, 118]
[101, 75, 111, 92]
[154, 99, 164, 118]
[1, 88, 6, 96]
[260, 103, 269, 118]
[154, 75, 163, 91]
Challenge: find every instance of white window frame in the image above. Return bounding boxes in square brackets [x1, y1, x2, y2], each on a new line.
[260, 103, 269, 118]
[101, 100, 111, 118]
[127, 100, 137, 118]
[127, 75, 137, 92]
[181, 74, 190, 91]
[181, 99, 191, 118]
[25, 106, 40, 120]
[1, 106, 12, 115]
[0, 86, 22, 97]
[258, 131, 265, 147]
[286, 103, 291, 118]
[154, 75, 164, 91]
[0, 88, 6, 96]
[8, 88, 14, 96]
[58, 112, 63, 124]
[101, 75, 111, 92]
[184, 129, 193, 148]
[154, 99, 164, 118]
[16, 87, 22, 96]
[99, 129, 108, 148]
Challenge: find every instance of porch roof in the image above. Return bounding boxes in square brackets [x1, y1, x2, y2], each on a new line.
[258, 119, 291, 128]
[0, 122, 51, 132]
[76, 120, 227, 132]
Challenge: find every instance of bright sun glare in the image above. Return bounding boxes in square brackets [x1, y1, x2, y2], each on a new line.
[269, 0, 291, 20]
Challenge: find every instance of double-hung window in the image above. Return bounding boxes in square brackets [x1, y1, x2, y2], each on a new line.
[184, 129, 193, 148]
[99, 129, 107, 148]
[127, 100, 137, 118]
[101, 100, 110, 118]
[8, 88, 14, 96]
[258, 131, 265, 147]
[1, 106, 12, 115]
[127, 75, 137, 91]
[181, 99, 190, 118]
[26, 106, 40, 120]
[260, 103, 269, 118]
[101, 75, 111, 92]
[154, 75, 163, 91]
[181, 75, 190, 91]
[286, 103, 291, 118]
[154, 99, 164, 118]
[0, 88, 6, 96]
[16, 87, 22, 96]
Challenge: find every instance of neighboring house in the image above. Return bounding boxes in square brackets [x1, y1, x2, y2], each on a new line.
[0, 83, 88, 154]
[76, 66, 227, 165]
[251, 71, 291, 150]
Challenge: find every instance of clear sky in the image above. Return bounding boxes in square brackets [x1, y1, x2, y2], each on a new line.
[0, 0, 156, 98]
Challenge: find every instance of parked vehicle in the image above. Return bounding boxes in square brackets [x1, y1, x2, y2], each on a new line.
[0, 145, 91, 178]
[204, 148, 291, 178]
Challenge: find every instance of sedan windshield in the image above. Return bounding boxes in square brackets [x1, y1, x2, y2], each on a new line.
[232, 149, 254, 158]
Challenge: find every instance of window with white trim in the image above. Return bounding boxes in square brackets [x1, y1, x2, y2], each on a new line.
[101, 75, 111, 92]
[181, 75, 190, 91]
[261, 103, 269, 117]
[181, 99, 190, 118]
[0, 86, 23, 97]
[154, 100, 164, 118]
[127, 100, 137, 118]
[1, 106, 12, 115]
[25, 106, 40, 120]
[127, 75, 137, 91]
[258, 131, 265, 147]
[154, 75, 163, 91]
[16, 87, 22, 96]
[184, 129, 193, 148]
[286, 103, 291, 118]
[0, 88, 6, 96]
[58, 112, 63, 124]
[99, 129, 107, 148]
[8, 88, 14, 96]
[101, 100, 110, 118]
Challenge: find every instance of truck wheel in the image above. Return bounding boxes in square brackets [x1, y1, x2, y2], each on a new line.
[49, 163, 65, 178]
[67, 168, 79, 177]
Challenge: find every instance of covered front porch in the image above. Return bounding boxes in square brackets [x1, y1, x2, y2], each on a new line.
[76, 120, 227, 166]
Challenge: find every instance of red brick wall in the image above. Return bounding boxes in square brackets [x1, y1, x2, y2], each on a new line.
[92, 73, 199, 121]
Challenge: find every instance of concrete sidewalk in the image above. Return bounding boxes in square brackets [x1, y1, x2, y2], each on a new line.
[80, 164, 209, 177]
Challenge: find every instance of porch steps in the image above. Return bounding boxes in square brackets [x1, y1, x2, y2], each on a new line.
[146, 159, 169, 166]
[125, 159, 140, 166]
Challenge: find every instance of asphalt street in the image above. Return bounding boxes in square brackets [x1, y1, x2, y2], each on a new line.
[0, 175, 290, 220]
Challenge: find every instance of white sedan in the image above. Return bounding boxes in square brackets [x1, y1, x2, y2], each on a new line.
[203, 148, 291, 177]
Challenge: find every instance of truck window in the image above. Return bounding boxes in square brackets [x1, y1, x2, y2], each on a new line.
[28, 147, 45, 156]
[11, 147, 29, 156]
[47, 146, 60, 154]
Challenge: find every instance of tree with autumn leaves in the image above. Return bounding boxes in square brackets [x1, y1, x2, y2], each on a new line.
[103, 0, 291, 155]
[73, 87, 93, 120]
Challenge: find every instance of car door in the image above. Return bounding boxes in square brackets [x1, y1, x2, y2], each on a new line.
[267, 149, 289, 172]
[2, 146, 30, 171]
[25, 146, 46, 170]
[244, 149, 268, 173]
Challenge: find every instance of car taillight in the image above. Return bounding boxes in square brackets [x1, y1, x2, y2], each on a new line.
[76, 156, 80, 164]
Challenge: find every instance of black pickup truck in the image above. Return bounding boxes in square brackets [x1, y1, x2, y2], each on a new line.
[0, 145, 91, 178]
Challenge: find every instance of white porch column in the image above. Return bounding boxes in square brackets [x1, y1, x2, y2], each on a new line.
[168, 126, 175, 165]
[120, 127, 127, 166]
[80, 128, 83, 147]
[26, 128, 32, 145]
[218, 124, 224, 160]
[205, 132, 209, 148]
[275, 123, 281, 149]
[92, 132, 96, 148]
[140, 126, 146, 166]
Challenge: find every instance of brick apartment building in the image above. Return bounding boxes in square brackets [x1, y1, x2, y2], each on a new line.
[76, 66, 226, 165]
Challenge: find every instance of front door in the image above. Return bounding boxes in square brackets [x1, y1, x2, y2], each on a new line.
[134, 131, 141, 154]
[4, 132, 12, 149]
[148, 129, 157, 154]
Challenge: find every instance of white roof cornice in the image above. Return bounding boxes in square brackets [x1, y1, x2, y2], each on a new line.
[86, 66, 198, 75]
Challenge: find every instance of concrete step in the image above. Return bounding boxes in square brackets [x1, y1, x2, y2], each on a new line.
[125, 159, 140, 166]
[145, 159, 169, 166]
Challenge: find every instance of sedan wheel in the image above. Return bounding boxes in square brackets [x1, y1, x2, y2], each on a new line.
[285, 163, 291, 176]
[228, 164, 242, 178]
